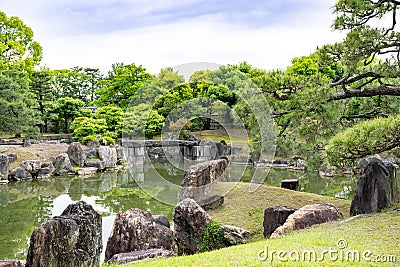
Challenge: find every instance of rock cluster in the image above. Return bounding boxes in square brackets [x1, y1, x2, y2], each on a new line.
[1, 142, 125, 182]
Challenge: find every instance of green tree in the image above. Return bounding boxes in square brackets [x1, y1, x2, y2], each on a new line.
[130, 67, 184, 106]
[93, 106, 124, 138]
[30, 68, 54, 133]
[326, 115, 400, 166]
[70, 117, 107, 141]
[94, 63, 152, 110]
[124, 104, 164, 138]
[0, 62, 41, 135]
[51, 67, 103, 105]
[0, 11, 42, 71]
[51, 97, 84, 133]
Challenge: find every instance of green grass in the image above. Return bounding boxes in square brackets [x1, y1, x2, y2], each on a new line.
[105, 183, 386, 267]
[207, 183, 350, 239]
[128, 208, 399, 266]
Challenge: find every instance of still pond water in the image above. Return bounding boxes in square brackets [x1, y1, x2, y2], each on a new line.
[0, 159, 361, 261]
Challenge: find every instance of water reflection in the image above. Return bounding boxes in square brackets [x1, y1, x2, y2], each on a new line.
[0, 159, 369, 261]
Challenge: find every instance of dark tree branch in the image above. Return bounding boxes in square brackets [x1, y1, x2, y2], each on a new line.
[341, 109, 389, 121]
[330, 84, 400, 100]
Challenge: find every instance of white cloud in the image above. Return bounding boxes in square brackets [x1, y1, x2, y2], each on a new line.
[1, 0, 343, 75]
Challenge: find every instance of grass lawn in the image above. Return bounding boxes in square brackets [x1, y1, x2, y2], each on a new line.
[103, 183, 400, 267]
[130, 208, 399, 266]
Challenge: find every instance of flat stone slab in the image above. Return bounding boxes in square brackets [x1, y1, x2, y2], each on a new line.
[107, 249, 175, 264]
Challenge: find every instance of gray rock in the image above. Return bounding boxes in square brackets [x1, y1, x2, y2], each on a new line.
[98, 146, 117, 167]
[115, 145, 125, 161]
[350, 157, 400, 216]
[26, 201, 102, 267]
[85, 160, 106, 170]
[173, 198, 212, 255]
[86, 140, 100, 148]
[21, 160, 42, 174]
[53, 153, 74, 175]
[67, 142, 86, 167]
[105, 208, 174, 262]
[220, 225, 250, 245]
[271, 204, 343, 238]
[36, 163, 54, 179]
[7, 154, 17, 164]
[10, 167, 33, 181]
[0, 154, 9, 180]
[263, 206, 297, 238]
[0, 260, 26, 267]
[178, 159, 228, 202]
[84, 147, 99, 160]
[36, 167, 53, 179]
[153, 214, 170, 228]
[107, 249, 175, 265]
[76, 167, 98, 176]
[23, 138, 32, 147]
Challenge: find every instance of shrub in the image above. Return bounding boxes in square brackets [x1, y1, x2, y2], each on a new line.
[326, 115, 400, 166]
[200, 221, 225, 252]
[98, 136, 115, 145]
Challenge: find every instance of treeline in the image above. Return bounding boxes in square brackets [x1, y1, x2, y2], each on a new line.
[2, 0, 400, 167]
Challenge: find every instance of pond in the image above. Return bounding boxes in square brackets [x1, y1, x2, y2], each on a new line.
[0, 158, 360, 261]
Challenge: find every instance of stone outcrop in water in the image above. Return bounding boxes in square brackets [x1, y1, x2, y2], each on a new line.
[271, 204, 343, 238]
[350, 157, 400, 216]
[105, 208, 175, 262]
[0, 154, 9, 180]
[173, 198, 212, 255]
[53, 153, 74, 175]
[26, 201, 102, 267]
[67, 142, 86, 167]
[177, 159, 228, 203]
[10, 167, 32, 181]
[98, 146, 118, 167]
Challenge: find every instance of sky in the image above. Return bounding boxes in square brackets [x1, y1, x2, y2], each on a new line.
[0, 0, 343, 75]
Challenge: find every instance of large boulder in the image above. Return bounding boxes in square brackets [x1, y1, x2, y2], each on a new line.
[26, 201, 102, 267]
[220, 225, 250, 246]
[98, 146, 117, 167]
[84, 160, 106, 171]
[7, 154, 17, 164]
[53, 153, 74, 175]
[21, 160, 42, 175]
[177, 159, 228, 202]
[84, 147, 99, 160]
[271, 204, 343, 238]
[0, 154, 9, 180]
[37, 162, 55, 179]
[10, 167, 32, 181]
[263, 206, 297, 238]
[67, 142, 86, 167]
[173, 198, 212, 255]
[105, 208, 174, 262]
[350, 157, 400, 216]
[107, 249, 175, 265]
